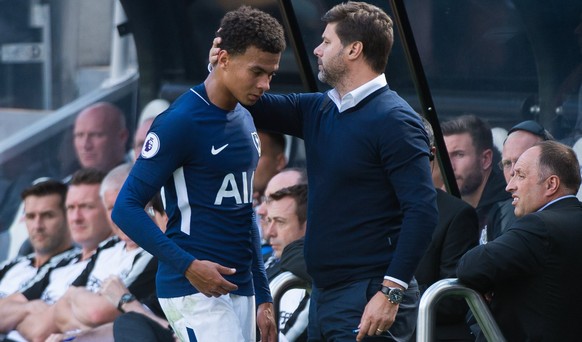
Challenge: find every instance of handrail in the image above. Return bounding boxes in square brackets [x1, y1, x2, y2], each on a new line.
[417, 278, 506, 342]
[269, 271, 310, 325]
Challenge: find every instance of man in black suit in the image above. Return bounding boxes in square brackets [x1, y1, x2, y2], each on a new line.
[416, 118, 479, 341]
[457, 140, 582, 341]
[488, 120, 554, 240]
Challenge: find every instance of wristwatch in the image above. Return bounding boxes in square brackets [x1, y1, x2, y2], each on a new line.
[380, 285, 404, 305]
[117, 293, 136, 313]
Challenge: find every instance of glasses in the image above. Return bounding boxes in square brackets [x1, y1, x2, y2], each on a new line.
[253, 195, 269, 207]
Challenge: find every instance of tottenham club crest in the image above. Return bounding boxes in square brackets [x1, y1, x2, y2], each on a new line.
[252, 132, 261, 157]
[141, 132, 160, 159]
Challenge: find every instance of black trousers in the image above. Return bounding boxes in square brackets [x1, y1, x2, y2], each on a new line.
[308, 277, 420, 342]
[113, 312, 174, 342]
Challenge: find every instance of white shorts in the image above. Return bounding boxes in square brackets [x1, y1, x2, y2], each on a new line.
[159, 293, 255, 342]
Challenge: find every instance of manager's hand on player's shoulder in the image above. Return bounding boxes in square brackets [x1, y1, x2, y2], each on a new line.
[185, 259, 238, 297]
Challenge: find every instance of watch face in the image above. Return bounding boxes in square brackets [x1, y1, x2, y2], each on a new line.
[381, 286, 404, 304]
[389, 289, 404, 303]
[121, 293, 136, 304]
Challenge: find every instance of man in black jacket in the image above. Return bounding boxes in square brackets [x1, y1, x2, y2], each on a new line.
[263, 177, 310, 341]
[441, 115, 511, 244]
[489, 120, 554, 239]
[416, 118, 479, 341]
[458, 141, 582, 341]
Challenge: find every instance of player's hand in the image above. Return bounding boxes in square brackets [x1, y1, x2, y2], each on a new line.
[257, 302, 277, 342]
[185, 259, 238, 297]
[356, 292, 398, 341]
[208, 37, 222, 66]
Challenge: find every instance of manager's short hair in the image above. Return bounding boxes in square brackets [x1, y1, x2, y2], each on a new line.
[322, 2, 393, 73]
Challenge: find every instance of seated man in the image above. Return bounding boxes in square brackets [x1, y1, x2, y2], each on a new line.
[491, 120, 554, 238]
[111, 193, 173, 342]
[0, 168, 115, 340]
[415, 118, 479, 341]
[51, 164, 156, 335]
[0, 168, 153, 342]
[0, 179, 77, 342]
[264, 183, 310, 342]
[47, 193, 171, 342]
[258, 168, 307, 274]
[458, 141, 582, 341]
[0, 179, 75, 299]
[441, 114, 511, 243]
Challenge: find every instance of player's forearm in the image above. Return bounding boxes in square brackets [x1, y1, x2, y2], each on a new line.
[112, 176, 194, 274]
[250, 220, 272, 305]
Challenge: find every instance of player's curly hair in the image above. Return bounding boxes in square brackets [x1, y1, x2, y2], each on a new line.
[217, 5, 286, 56]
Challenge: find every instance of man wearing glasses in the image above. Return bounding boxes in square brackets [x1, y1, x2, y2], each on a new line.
[486, 120, 554, 240]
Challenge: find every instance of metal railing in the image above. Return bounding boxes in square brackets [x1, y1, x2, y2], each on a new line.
[417, 278, 506, 342]
[268, 274, 504, 341]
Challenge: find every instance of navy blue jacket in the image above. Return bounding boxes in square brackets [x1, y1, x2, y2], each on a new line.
[249, 86, 438, 288]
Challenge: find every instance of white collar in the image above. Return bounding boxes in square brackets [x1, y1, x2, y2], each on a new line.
[328, 74, 387, 113]
[537, 195, 578, 212]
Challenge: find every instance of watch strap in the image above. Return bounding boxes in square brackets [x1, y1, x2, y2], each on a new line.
[380, 285, 404, 304]
[117, 293, 136, 313]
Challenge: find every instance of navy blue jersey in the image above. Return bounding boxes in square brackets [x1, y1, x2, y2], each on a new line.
[113, 83, 268, 300]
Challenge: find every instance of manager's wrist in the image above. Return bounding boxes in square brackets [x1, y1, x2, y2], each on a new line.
[379, 285, 404, 305]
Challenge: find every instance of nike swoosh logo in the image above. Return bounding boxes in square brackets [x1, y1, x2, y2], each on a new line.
[211, 144, 229, 155]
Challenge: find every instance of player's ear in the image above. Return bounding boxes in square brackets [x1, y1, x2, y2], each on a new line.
[217, 50, 230, 68]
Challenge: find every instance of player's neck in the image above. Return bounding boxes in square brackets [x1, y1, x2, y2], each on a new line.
[204, 75, 237, 111]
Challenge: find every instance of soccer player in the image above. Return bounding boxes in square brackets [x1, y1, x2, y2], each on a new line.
[112, 6, 286, 342]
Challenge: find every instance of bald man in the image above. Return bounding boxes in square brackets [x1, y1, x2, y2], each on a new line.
[487, 120, 554, 240]
[73, 102, 129, 172]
